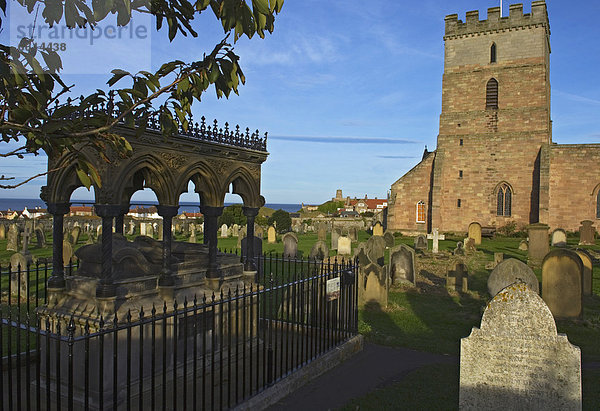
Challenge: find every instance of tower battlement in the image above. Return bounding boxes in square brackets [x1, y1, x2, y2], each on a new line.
[445, 1, 549, 38]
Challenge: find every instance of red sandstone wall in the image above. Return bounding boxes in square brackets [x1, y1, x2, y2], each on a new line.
[388, 153, 434, 233]
[548, 144, 600, 232]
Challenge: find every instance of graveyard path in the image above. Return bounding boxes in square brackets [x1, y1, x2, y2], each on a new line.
[267, 342, 457, 411]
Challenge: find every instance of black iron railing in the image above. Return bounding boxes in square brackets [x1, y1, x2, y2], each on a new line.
[0, 255, 358, 410]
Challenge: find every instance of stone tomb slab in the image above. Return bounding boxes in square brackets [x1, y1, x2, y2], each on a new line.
[389, 244, 415, 285]
[542, 249, 583, 319]
[487, 258, 539, 297]
[460, 282, 581, 410]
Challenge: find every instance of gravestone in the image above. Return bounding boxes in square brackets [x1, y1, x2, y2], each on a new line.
[127, 223, 135, 236]
[331, 228, 341, 250]
[349, 227, 358, 242]
[267, 226, 276, 244]
[460, 282, 581, 410]
[237, 226, 247, 249]
[575, 249, 593, 296]
[389, 244, 415, 285]
[96, 225, 102, 236]
[372, 222, 384, 237]
[464, 237, 476, 252]
[309, 240, 329, 261]
[414, 234, 427, 251]
[0, 224, 5, 240]
[254, 225, 264, 239]
[542, 249, 583, 319]
[453, 241, 464, 256]
[189, 230, 197, 243]
[220, 224, 229, 238]
[353, 243, 370, 267]
[140, 223, 147, 236]
[447, 261, 468, 292]
[241, 235, 263, 263]
[231, 224, 240, 237]
[494, 252, 504, 266]
[427, 228, 445, 253]
[6, 224, 19, 251]
[366, 235, 386, 266]
[158, 222, 163, 241]
[10, 252, 32, 297]
[360, 263, 388, 307]
[317, 225, 326, 242]
[551, 228, 567, 247]
[63, 240, 74, 267]
[487, 258, 539, 297]
[70, 226, 81, 245]
[468, 222, 482, 245]
[518, 240, 528, 251]
[383, 231, 394, 248]
[578, 220, 595, 245]
[337, 236, 352, 256]
[34, 227, 46, 248]
[282, 232, 298, 258]
[146, 223, 155, 238]
[527, 223, 549, 265]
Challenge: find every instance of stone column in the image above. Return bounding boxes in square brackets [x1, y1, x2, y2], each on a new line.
[114, 204, 129, 235]
[157, 205, 179, 289]
[243, 207, 259, 271]
[47, 202, 71, 289]
[200, 206, 223, 284]
[94, 204, 122, 299]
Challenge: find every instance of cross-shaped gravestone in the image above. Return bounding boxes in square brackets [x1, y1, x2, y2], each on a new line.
[427, 228, 445, 253]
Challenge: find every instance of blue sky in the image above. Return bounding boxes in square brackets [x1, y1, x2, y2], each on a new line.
[2, 0, 600, 204]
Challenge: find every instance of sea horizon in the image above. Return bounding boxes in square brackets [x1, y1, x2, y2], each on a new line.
[0, 198, 302, 214]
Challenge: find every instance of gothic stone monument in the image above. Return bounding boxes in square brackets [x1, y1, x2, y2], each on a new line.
[460, 282, 581, 410]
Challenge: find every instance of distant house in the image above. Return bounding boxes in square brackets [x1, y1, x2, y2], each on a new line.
[29, 207, 49, 219]
[340, 210, 359, 218]
[70, 206, 93, 216]
[0, 209, 18, 220]
[178, 212, 203, 219]
[128, 206, 160, 219]
[301, 204, 319, 212]
[349, 197, 388, 214]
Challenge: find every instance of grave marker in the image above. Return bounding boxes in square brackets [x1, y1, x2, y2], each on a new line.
[542, 249, 583, 319]
[427, 228, 445, 253]
[551, 228, 567, 247]
[575, 249, 593, 296]
[527, 223, 549, 265]
[372, 222, 384, 237]
[487, 258, 539, 297]
[337, 236, 352, 256]
[578, 220, 595, 245]
[447, 261, 468, 292]
[389, 244, 415, 285]
[267, 226, 276, 244]
[309, 240, 329, 261]
[282, 232, 298, 258]
[468, 222, 482, 245]
[414, 234, 427, 251]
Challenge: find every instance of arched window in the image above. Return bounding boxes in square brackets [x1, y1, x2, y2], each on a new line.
[486, 78, 498, 109]
[416, 201, 426, 223]
[490, 43, 497, 63]
[497, 184, 512, 216]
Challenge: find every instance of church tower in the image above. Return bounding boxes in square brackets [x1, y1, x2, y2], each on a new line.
[430, 1, 551, 231]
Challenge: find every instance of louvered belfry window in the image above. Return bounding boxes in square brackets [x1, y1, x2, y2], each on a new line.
[486, 78, 498, 109]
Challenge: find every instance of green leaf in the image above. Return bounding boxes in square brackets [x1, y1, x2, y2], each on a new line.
[108, 69, 130, 86]
[76, 168, 92, 188]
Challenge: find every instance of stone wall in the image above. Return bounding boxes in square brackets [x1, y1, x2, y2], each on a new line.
[388, 153, 434, 233]
[548, 144, 600, 231]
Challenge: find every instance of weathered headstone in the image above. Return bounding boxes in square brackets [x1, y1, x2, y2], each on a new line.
[414, 234, 427, 251]
[518, 239, 528, 251]
[267, 226, 276, 244]
[551, 228, 567, 247]
[468, 222, 482, 245]
[578, 220, 595, 245]
[34, 227, 46, 248]
[527, 223, 549, 265]
[309, 240, 329, 261]
[460, 282, 581, 410]
[389, 244, 415, 285]
[220, 224, 229, 238]
[447, 261, 468, 292]
[360, 263, 388, 307]
[189, 230, 197, 243]
[70, 226, 81, 245]
[231, 224, 240, 237]
[241, 235, 262, 262]
[331, 228, 341, 250]
[366, 235, 386, 266]
[383, 231, 394, 248]
[318, 223, 327, 242]
[464, 237, 476, 252]
[542, 249, 583, 319]
[63, 240, 74, 267]
[158, 222, 163, 241]
[10, 252, 32, 297]
[282, 232, 298, 258]
[575, 249, 593, 296]
[337, 236, 352, 256]
[0, 224, 5, 240]
[254, 225, 264, 239]
[453, 241, 464, 256]
[372, 222, 384, 237]
[140, 223, 146, 236]
[353, 243, 370, 267]
[487, 258, 539, 297]
[427, 228, 445, 253]
[349, 227, 358, 242]
[6, 224, 19, 251]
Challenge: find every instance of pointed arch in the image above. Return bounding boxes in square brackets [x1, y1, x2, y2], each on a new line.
[495, 182, 512, 216]
[490, 42, 497, 63]
[46, 152, 99, 204]
[486, 78, 498, 109]
[223, 167, 263, 208]
[176, 161, 223, 207]
[114, 154, 176, 205]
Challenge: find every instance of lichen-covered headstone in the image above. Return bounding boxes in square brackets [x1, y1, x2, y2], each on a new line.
[488, 258, 539, 297]
[518, 239, 528, 251]
[349, 227, 358, 242]
[460, 282, 581, 410]
[389, 244, 415, 285]
[70, 226, 81, 245]
[63, 240, 74, 267]
[527, 223, 549, 265]
[353, 242, 369, 267]
[542, 249, 583, 318]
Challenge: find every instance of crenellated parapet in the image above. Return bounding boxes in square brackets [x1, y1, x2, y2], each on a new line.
[445, 1, 549, 39]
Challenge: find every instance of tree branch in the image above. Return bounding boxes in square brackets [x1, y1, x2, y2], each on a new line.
[0, 166, 63, 189]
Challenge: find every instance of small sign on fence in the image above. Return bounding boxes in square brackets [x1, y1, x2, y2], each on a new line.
[326, 276, 341, 301]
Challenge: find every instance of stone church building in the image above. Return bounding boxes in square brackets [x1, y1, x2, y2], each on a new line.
[387, 1, 600, 234]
